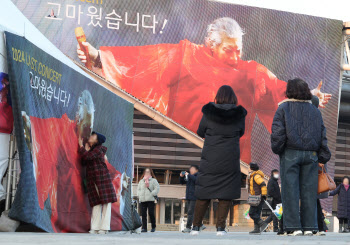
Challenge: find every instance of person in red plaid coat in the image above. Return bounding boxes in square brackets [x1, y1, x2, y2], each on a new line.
[79, 131, 117, 234]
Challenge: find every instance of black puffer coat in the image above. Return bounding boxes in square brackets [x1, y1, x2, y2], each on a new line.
[267, 171, 281, 207]
[180, 173, 197, 201]
[195, 102, 247, 200]
[271, 99, 331, 164]
[330, 184, 350, 219]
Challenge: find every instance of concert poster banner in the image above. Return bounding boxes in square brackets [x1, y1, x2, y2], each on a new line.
[5, 31, 134, 233]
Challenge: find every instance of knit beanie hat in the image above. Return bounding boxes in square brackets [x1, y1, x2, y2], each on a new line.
[250, 162, 259, 171]
[92, 131, 106, 144]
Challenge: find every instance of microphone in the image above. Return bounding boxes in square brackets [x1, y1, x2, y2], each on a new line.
[75, 27, 92, 70]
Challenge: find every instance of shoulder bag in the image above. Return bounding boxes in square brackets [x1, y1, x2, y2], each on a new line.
[318, 165, 336, 194]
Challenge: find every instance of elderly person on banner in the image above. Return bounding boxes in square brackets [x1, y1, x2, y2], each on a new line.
[77, 17, 332, 165]
[26, 89, 123, 232]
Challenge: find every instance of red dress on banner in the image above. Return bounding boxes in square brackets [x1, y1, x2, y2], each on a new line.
[0, 74, 13, 134]
[30, 114, 122, 232]
[99, 40, 287, 163]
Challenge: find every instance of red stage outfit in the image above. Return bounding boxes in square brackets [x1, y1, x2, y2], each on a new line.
[30, 114, 122, 232]
[0, 74, 13, 134]
[99, 40, 286, 163]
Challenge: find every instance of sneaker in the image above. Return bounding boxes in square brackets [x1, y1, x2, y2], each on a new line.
[182, 228, 191, 233]
[199, 224, 206, 231]
[98, 230, 108, 234]
[89, 230, 98, 234]
[304, 231, 313, 236]
[150, 228, 156, 232]
[314, 231, 326, 236]
[216, 227, 227, 236]
[141, 229, 147, 233]
[190, 226, 200, 236]
[288, 230, 303, 236]
[260, 222, 269, 232]
[277, 231, 287, 236]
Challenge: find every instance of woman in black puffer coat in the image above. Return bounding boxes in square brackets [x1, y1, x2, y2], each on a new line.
[330, 176, 350, 233]
[271, 78, 331, 236]
[191, 85, 247, 236]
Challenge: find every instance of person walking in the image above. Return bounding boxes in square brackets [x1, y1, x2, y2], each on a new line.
[260, 169, 281, 232]
[180, 165, 201, 233]
[329, 176, 350, 233]
[78, 132, 118, 234]
[191, 85, 247, 236]
[137, 168, 160, 233]
[248, 163, 268, 235]
[271, 78, 331, 236]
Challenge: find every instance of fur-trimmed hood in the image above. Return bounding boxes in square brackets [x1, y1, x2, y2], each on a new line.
[278, 98, 312, 106]
[202, 102, 247, 124]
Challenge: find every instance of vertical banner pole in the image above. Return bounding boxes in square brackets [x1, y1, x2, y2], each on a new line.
[11, 137, 17, 203]
[5, 133, 15, 210]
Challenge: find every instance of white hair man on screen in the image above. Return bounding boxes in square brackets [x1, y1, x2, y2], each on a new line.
[77, 17, 331, 164]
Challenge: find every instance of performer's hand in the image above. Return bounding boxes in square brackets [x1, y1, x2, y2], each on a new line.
[318, 163, 325, 168]
[185, 172, 189, 176]
[85, 143, 91, 151]
[77, 42, 99, 65]
[311, 81, 332, 108]
[180, 172, 184, 177]
[78, 136, 83, 147]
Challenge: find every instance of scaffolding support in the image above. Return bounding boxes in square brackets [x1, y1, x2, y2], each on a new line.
[5, 133, 16, 210]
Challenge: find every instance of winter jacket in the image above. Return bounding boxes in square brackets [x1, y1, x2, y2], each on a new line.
[267, 172, 281, 205]
[248, 170, 267, 196]
[330, 184, 350, 219]
[137, 177, 160, 203]
[271, 99, 331, 164]
[79, 145, 117, 207]
[195, 102, 247, 200]
[180, 173, 197, 201]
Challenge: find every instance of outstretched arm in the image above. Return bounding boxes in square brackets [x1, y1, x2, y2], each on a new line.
[79, 146, 103, 161]
[329, 184, 341, 196]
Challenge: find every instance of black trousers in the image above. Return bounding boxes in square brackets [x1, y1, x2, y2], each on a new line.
[186, 200, 196, 229]
[249, 200, 264, 225]
[141, 201, 156, 230]
[264, 200, 279, 230]
[317, 199, 328, 232]
[339, 218, 348, 225]
[264, 212, 279, 230]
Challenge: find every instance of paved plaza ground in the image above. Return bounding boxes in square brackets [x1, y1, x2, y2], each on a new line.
[1, 231, 350, 245]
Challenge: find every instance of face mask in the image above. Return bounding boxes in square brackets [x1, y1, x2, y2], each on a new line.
[273, 174, 279, 179]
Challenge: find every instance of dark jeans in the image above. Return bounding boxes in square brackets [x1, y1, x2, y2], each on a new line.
[186, 200, 196, 229]
[193, 199, 231, 228]
[249, 200, 264, 225]
[141, 201, 156, 230]
[280, 149, 318, 231]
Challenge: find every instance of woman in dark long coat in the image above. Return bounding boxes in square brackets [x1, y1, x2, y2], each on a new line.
[330, 176, 350, 233]
[191, 85, 247, 236]
[79, 131, 117, 234]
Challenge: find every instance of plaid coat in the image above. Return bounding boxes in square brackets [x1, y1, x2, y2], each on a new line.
[79, 145, 117, 207]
